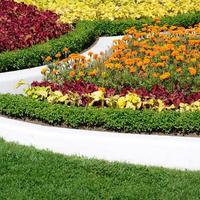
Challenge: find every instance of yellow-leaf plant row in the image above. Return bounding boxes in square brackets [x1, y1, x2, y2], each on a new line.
[18, 84, 200, 112]
[15, 0, 200, 23]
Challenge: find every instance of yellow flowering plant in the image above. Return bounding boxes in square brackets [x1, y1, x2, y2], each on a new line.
[16, 0, 200, 23]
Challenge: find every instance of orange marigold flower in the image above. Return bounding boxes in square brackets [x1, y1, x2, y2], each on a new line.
[114, 63, 122, 69]
[45, 56, 52, 62]
[79, 71, 84, 77]
[188, 67, 197, 75]
[52, 69, 59, 75]
[98, 87, 106, 93]
[55, 52, 61, 58]
[176, 67, 182, 73]
[175, 55, 184, 61]
[156, 62, 165, 67]
[105, 63, 114, 69]
[143, 58, 151, 65]
[63, 47, 69, 52]
[122, 35, 130, 41]
[149, 51, 157, 57]
[125, 59, 135, 65]
[132, 41, 139, 46]
[160, 72, 171, 80]
[160, 56, 169, 61]
[152, 72, 159, 77]
[154, 18, 161, 23]
[171, 51, 179, 57]
[129, 66, 136, 73]
[93, 54, 98, 60]
[88, 69, 97, 76]
[61, 58, 68, 62]
[190, 58, 197, 63]
[170, 26, 177, 30]
[136, 61, 143, 67]
[69, 71, 76, 77]
[88, 51, 93, 57]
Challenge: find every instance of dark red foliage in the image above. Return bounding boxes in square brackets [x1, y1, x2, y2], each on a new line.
[31, 80, 99, 95]
[0, 0, 71, 52]
[31, 80, 200, 107]
[135, 85, 200, 107]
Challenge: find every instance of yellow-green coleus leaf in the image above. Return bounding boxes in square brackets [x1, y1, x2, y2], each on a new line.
[117, 96, 126, 108]
[15, 80, 26, 89]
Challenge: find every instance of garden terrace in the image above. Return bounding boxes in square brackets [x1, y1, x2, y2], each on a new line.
[1, 3, 200, 173]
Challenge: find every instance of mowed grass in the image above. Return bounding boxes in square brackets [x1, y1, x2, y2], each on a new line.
[0, 139, 200, 200]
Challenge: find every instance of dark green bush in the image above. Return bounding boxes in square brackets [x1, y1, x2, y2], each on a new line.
[1, 11, 200, 72]
[0, 94, 199, 134]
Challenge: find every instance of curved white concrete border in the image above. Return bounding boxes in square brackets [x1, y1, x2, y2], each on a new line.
[0, 36, 123, 94]
[1, 116, 200, 171]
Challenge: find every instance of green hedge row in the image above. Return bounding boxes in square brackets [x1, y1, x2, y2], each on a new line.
[0, 94, 200, 134]
[0, 11, 200, 72]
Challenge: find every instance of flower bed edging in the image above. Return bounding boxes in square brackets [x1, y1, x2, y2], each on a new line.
[0, 94, 199, 134]
[1, 115, 200, 170]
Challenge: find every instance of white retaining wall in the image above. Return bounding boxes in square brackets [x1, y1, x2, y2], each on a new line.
[1, 116, 200, 171]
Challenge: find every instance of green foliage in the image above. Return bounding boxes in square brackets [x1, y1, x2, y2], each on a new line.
[161, 11, 200, 27]
[1, 139, 200, 199]
[0, 94, 199, 134]
[1, 11, 200, 72]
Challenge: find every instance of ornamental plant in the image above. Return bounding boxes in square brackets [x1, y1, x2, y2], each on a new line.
[19, 23, 200, 112]
[0, 0, 72, 52]
[16, 77, 200, 112]
[15, 0, 200, 23]
[43, 23, 200, 92]
[18, 80, 200, 112]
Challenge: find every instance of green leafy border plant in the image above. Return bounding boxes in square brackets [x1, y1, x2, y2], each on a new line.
[0, 94, 199, 134]
[0, 11, 200, 72]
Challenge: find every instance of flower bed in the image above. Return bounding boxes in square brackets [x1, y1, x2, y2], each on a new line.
[1, 12, 200, 72]
[16, 0, 200, 23]
[1, 8, 200, 134]
[20, 23, 200, 112]
[0, 0, 71, 52]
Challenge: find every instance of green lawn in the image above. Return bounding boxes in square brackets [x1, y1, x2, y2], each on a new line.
[0, 139, 200, 199]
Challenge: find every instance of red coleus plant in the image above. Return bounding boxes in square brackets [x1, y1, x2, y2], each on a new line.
[31, 80, 99, 95]
[31, 80, 200, 107]
[0, 0, 71, 52]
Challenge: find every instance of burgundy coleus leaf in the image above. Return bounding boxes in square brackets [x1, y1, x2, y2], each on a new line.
[0, 0, 72, 52]
[135, 87, 149, 97]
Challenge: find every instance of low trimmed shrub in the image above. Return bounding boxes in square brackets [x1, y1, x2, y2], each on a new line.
[0, 94, 199, 134]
